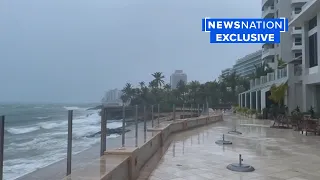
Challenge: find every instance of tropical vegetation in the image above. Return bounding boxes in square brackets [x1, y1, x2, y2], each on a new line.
[249, 61, 274, 79]
[120, 71, 250, 110]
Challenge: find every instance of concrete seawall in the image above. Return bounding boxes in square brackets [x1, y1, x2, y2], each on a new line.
[64, 114, 223, 180]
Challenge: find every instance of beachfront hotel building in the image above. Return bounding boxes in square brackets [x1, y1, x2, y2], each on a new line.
[238, 0, 315, 113]
[170, 70, 187, 89]
[261, 0, 308, 69]
[289, 0, 320, 112]
[220, 50, 262, 79]
[233, 50, 263, 77]
[221, 68, 232, 77]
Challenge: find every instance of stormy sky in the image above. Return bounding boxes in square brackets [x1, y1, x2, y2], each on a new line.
[0, 0, 261, 103]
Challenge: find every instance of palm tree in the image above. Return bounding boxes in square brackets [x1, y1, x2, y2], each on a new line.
[277, 58, 286, 69]
[121, 83, 134, 104]
[139, 81, 145, 89]
[151, 72, 165, 88]
[269, 82, 288, 106]
[188, 81, 200, 104]
[252, 62, 274, 79]
[222, 72, 239, 102]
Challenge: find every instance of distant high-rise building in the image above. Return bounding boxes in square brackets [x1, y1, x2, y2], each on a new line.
[170, 70, 187, 89]
[102, 89, 123, 106]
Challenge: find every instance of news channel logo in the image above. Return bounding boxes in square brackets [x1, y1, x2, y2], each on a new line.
[201, 18, 289, 44]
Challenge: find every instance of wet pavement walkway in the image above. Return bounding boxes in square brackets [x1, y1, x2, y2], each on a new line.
[147, 114, 320, 180]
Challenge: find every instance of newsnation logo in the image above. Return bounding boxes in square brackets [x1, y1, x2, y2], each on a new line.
[201, 18, 289, 44]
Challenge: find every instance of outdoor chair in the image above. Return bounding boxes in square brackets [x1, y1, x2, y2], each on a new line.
[271, 114, 289, 128]
[289, 115, 303, 131]
[301, 116, 318, 136]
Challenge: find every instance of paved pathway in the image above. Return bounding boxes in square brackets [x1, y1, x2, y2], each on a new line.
[147, 114, 320, 180]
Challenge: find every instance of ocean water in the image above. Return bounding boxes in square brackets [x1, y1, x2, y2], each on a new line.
[0, 103, 123, 180]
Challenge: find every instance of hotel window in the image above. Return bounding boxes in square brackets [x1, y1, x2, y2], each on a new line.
[309, 33, 318, 68]
[308, 16, 317, 30]
[295, 37, 302, 45]
[294, 27, 302, 30]
[294, 7, 302, 14]
[294, 52, 302, 58]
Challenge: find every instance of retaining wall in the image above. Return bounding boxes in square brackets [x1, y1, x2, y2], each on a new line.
[65, 114, 223, 180]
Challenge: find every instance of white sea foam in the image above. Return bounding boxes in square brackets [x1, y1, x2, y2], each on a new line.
[36, 116, 51, 120]
[4, 109, 123, 180]
[108, 121, 123, 129]
[6, 126, 40, 135]
[63, 106, 88, 111]
[38, 121, 67, 130]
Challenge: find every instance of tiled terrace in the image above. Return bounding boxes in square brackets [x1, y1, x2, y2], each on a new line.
[146, 114, 320, 180]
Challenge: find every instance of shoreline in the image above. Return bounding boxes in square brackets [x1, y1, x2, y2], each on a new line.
[16, 114, 174, 180]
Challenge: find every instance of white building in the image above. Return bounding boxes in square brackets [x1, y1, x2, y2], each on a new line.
[221, 68, 232, 77]
[238, 0, 312, 113]
[233, 50, 263, 77]
[289, 0, 320, 112]
[261, 0, 308, 69]
[102, 89, 123, 106]
[170, 70, 187, 89]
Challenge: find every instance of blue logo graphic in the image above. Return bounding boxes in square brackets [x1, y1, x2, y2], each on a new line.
[201, 18, 289, 44]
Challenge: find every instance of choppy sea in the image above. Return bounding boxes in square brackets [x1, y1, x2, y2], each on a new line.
[0, 103, 122, 180]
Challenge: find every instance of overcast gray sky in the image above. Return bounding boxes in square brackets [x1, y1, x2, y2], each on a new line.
[0, 0, 261, 103]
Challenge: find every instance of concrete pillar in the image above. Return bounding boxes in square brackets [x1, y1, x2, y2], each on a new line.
[250, 92, 253, 109]
[245, 93, 247, 108]
[256, 91, 259, 111]
[242, 94, 245, 107]
[261, 89, 267, 110]
[302, 84, 316, 112]
[238, 94, 241, 107]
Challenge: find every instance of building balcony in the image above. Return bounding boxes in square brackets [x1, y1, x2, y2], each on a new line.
[247, 65, 288, 91]
[291, 27, 303, 35]
[262, 48, 276, 60]
[262, 6, 275, 18]
[262, 0, 274, 8]
[291, 0, 308, 5]
[292, 42, 303, 51]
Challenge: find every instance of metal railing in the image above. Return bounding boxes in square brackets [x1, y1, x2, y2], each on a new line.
[0, 103, 207, 179]
[249, 65, 289, 90]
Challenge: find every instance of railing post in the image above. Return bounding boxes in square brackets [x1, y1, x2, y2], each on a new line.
[202, 104, 205, 115]
[135, 105, 138, 147]
[190, 104, 193, 116]
[144, 105, 147, 143]
[122, 105, 125, 147]
[173, 104, 176, 120]
[100, 108, 107, 156]
[151, 105, 154, 128]
[157, 104, 160, 126]
[0, 116, 4, 180]
[66, 110, 73, 176]
[182, 104, 185, 119]
[197, 104, 200, 116]
[207, 101, 210, 117]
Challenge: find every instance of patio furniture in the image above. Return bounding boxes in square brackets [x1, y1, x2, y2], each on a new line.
[301, 116, 319, 136]
[271, 114, 289, 128]
[289, 115, 303, 131]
